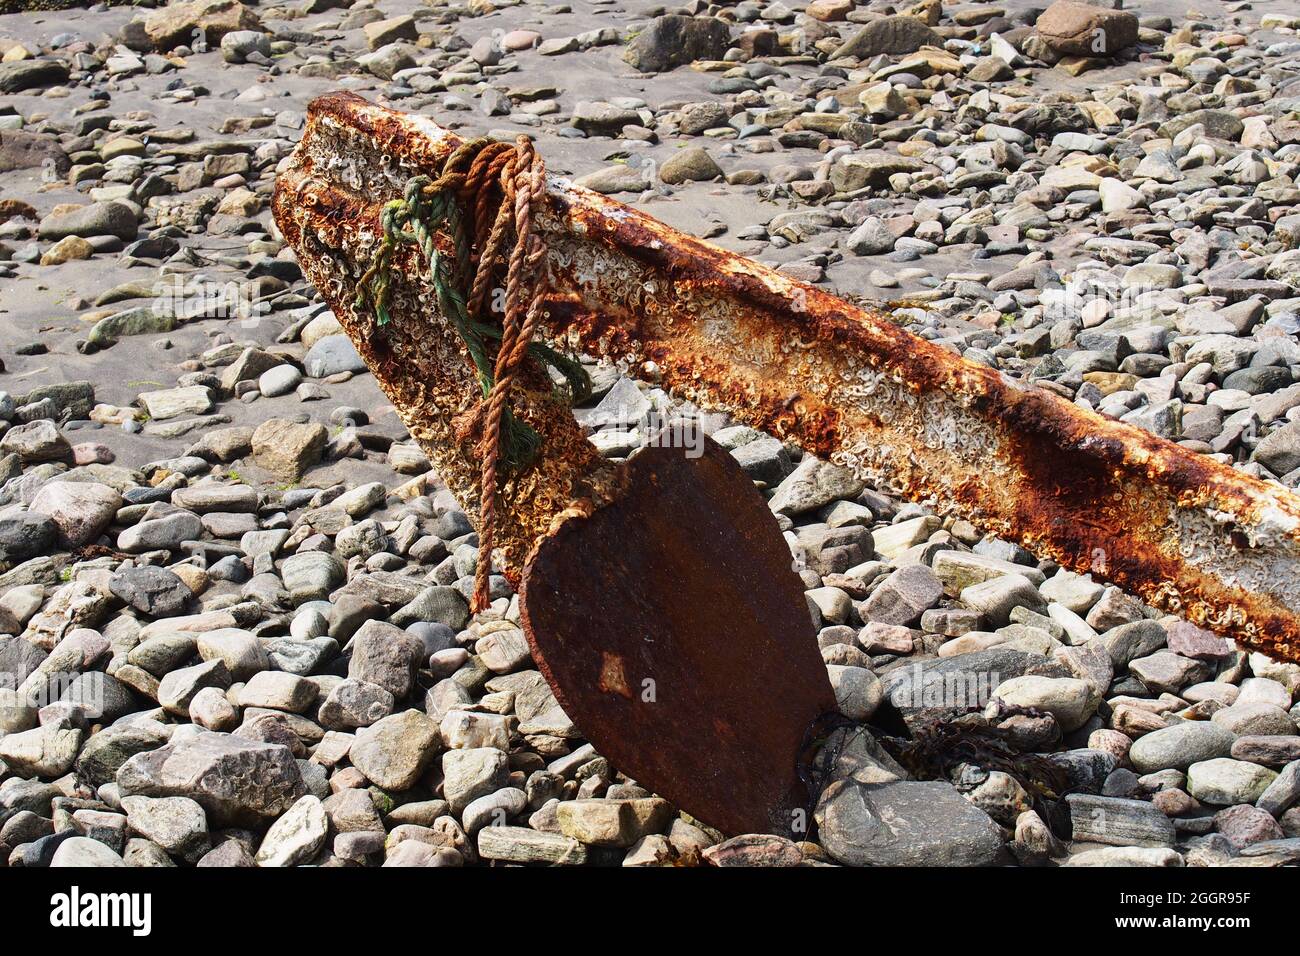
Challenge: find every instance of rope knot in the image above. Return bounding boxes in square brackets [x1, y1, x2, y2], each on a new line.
[356, 136, 590, 614]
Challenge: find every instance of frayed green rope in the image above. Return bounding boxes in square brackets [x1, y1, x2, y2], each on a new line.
[354, 172, 590, 474]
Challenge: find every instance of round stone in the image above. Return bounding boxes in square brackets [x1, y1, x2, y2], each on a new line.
[1129, 721, 1237, 774]
[1186, 758, 1278, 806]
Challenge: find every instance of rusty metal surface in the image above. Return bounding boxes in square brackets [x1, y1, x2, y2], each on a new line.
[521, 437, 837, 837]
[272, 91, 1300, 664]
[271, 94, 621, 579]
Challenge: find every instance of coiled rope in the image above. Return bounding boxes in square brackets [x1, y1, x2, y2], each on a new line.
[356, 135, 590, 613]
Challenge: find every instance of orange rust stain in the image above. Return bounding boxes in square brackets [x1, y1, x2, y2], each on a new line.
[598, 651, 632, 699]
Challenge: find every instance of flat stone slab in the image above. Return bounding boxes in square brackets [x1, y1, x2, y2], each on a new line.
[815, 779, 1006, 866]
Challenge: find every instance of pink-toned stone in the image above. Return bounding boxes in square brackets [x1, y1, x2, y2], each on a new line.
[857, 621, 916, 655]
[502, 30, 540, 50]
[1282, 807, 1300, 838]
[1035, 1, 1138, 57]
[28, 480, 122, 548]
[1153, 788, 1198, 816]
[1231, 735, 1300, 766]
[702, 834, 804, 867]
[1167, 620, 1233, 660]
[1214, 804, 1284, 848]
[1110, 703, 1170, 738]
[72, 442, 115, 465]
[1087, 728, 1131, 763]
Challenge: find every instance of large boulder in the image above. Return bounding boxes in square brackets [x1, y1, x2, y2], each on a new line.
[993, 675, 1099, 732]
[116, 731, 306, 827]
[1186, 758, 1278, 806]
[38, 201, 138, 242]
[659, 147, 723, 185]
[120, 795, 212, 863]
[0, 634, 47, 688]
[49, 837, 126, 867]
[830, 15, 941, 60]
[0, 512, 58, 567]
[302, 334, 366, 377]
[0, 130, 69, 174]
[816, 779, 1006, 866]
[108, 565, 193, 618]
[623, 15, 730, 73]
[1255, 421, 1300, 476]
[18, 382, 97, 421]
[768, 455, 865, 516]
[829, 153, 927, 192]
[142, 0, 264, 51]
[0, 723, 82, 778]
[29, 481, 122, 548]
[0, 419, 73, 464]
[252, 419, 327, 482]
[254, 795, 329, 867]
[349, 710, 440, 791]
[881, 646, 1053, 720]
[348, 619, 423, 699]
[0, 59, 70, 94]
[1034, 1, 1138, 57]
[75, 723, 170, 789]
[1129, 721, 1237, 774]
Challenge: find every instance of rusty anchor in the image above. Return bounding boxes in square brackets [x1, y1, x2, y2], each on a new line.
[273, 92, 1300, 836]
